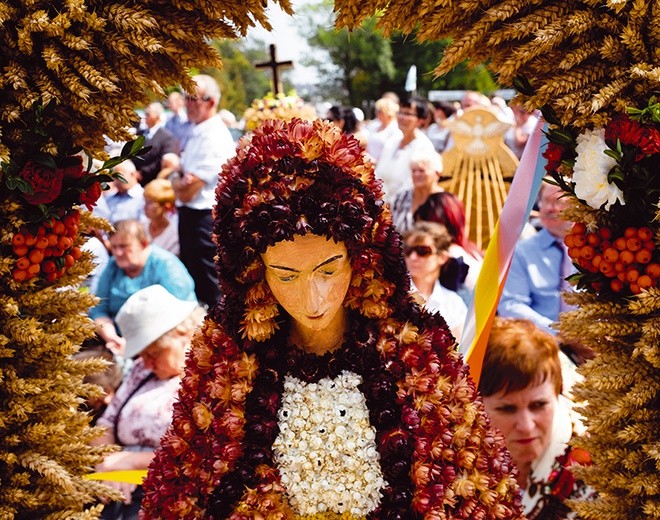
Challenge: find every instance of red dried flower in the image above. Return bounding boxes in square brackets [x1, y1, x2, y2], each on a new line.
[639, 125, 660, 155]
[19, 161, 64, 205]
[605, 114, 645, 146]
[542, 142, 564, 174]
[80, 181, 102, 210]
[605, 114, 660, 158]
[61, 154, 86, 180]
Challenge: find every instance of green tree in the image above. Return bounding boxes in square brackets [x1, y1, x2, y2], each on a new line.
[299, 1, 395, 106]
[297, 2, 499, 111]
[388, 33, 498, 96]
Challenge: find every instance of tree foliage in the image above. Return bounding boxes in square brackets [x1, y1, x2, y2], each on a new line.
[388, 33, 498, 95]
[299, 2, 394, 106]
[298, 0, 498, 110]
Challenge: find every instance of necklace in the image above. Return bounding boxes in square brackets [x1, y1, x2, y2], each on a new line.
[287, 331, 345, 357]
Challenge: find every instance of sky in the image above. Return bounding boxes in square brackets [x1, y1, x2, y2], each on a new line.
[245, 0, 320, 86]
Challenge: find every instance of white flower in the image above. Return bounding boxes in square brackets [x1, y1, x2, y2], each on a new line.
[572, 127, 624, 210]
[273, 370, 386, 516]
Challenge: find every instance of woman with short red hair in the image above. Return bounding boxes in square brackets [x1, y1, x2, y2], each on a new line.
[480, 318, 593, 519]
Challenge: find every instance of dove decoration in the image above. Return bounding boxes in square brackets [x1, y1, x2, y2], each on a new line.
[440, 107, 518, 249]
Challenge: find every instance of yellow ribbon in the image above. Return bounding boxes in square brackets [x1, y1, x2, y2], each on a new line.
[85, 470, 148, 484]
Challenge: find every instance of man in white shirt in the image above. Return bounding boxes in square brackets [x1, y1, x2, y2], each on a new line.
[172, 74, 236, 308]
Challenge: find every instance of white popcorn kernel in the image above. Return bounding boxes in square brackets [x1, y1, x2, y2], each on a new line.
[273, 371, 386, 516]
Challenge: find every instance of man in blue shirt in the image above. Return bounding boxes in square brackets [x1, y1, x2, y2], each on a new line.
[106, 160, 145, 224]
[498, 182, 593, 364]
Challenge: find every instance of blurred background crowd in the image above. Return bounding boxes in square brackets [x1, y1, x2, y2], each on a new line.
[81, 74, 591, 520]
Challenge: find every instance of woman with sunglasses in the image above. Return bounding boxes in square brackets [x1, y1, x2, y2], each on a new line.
[414, 191, 484, 303]
[403, 221, 468, 342]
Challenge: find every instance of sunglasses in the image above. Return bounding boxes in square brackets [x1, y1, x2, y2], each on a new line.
[403, 245, 436, 257]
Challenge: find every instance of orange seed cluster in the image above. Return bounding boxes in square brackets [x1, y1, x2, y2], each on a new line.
[565, 223, 658, 294]
[11, 210, 83, 283]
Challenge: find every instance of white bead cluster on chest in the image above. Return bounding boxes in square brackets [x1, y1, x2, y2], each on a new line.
[273, 370, 386, 516]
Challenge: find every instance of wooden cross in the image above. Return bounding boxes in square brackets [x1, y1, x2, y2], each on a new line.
[255, 44, 293, 95]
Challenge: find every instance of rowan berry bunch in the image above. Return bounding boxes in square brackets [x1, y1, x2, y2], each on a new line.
[11, 210, 83, 283]
[565, 222, 659, 295]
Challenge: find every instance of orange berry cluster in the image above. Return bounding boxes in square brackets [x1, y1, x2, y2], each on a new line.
[11, 210, 83, 283]
[565, 222, 659, 294]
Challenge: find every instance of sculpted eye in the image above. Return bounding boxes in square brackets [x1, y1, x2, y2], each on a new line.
[315, 255, 345, 276]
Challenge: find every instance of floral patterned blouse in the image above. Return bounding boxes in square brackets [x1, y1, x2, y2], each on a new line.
[97, 359, 181, 449]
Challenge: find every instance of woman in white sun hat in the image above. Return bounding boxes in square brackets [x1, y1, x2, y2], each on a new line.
[92, 284, 205, 520]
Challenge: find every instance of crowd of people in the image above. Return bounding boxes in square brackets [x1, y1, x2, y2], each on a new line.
[80, 76, 590, 519]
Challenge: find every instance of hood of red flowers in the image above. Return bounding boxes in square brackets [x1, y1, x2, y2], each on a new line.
[140, 118, 522, 519]
[211, 118, 412, 336]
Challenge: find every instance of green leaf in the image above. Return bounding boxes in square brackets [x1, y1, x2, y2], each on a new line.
[603, 149, 620, 161]
[6, 176, 33, 193]
[540, 105, 561, 126]
[130, 135, 146, 156]
[120, 139, 134, 158]
[119, 136, 146, 159]
[512, 76, 535, 96]
[32, 152, 58, 169]
[607, 168, 625, 184]
[134, 144, 152, 157]
[99, 157, 125, 171]
[566, 273, 582, 283]
[548, 129, 574, 145]
[651, 106, 660, 124]
[92, 173, 117, 184]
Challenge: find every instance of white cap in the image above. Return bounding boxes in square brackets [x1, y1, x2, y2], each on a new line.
[115, 285, 198, 358]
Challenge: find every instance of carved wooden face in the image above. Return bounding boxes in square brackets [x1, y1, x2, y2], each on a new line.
[261, 234, 352, 332]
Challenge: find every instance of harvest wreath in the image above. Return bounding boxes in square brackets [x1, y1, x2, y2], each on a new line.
[0, 0, 291, 517]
